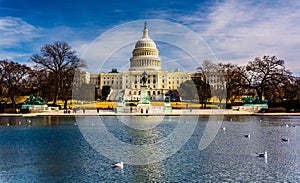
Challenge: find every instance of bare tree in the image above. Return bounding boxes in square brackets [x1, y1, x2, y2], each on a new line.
[242, 56, 293, 101]
[27, 69, 56, 102]
[59, 70, 74, 109]
[0, 61, 8, 96]
[198, 60, 226, 106]
[178, 80, 198, 101]
[0, 60, 32, 109]
[218, 63, 246, 104]
[192, 76, 211, 108]
[30, 41, 86, 106]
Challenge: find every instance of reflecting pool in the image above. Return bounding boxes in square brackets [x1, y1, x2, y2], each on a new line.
[0, 115, 299, 182]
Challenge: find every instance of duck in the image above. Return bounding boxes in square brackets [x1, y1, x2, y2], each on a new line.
[244, 134, 250, 138]
[257, 151, 267, 158]
[282, 138, 289, 142]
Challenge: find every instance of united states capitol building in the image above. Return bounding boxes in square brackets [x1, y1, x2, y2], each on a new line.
[84, 23, 198, 101]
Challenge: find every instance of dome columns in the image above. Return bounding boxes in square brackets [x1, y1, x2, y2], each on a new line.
[129, 22, 162, 71]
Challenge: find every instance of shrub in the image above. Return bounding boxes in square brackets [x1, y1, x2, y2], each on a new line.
[262, 107, 286, 113]
[4, 108, 17, 113]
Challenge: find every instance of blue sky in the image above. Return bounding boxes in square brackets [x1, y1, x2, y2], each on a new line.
[1, 0, 300, 74]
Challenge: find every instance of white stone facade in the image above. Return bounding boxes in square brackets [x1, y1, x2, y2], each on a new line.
[92, 22, 192, 101]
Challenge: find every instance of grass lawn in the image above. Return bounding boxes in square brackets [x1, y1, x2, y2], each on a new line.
[69, 101, 216, 109]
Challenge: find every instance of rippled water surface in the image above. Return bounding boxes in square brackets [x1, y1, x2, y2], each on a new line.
[0, 115, 300, 182]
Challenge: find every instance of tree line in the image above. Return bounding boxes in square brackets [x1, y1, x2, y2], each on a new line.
[0, 41, 86, 110]
[1, 41, 300, 111]
[178, 56, 300, 110]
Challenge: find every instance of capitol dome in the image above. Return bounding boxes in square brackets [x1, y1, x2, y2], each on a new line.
[129, 22, 161, 71]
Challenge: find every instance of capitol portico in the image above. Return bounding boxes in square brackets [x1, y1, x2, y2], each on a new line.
[91, 22, 192, 101]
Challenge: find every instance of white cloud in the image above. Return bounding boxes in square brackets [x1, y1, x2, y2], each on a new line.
[75, 19, 217, 74]
[172, 0, 300, 72]
[0, 16, 41, 63]
[0, 17, 40, 47]
[0, 17, 91, 64]
[4, 0, 299, 75]
[177, 0, 300, 73]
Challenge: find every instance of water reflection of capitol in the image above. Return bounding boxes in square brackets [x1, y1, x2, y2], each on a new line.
[86, 22, 192, 101]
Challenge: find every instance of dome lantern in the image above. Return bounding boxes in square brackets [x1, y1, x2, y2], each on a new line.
[142, 21, 149, 38]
